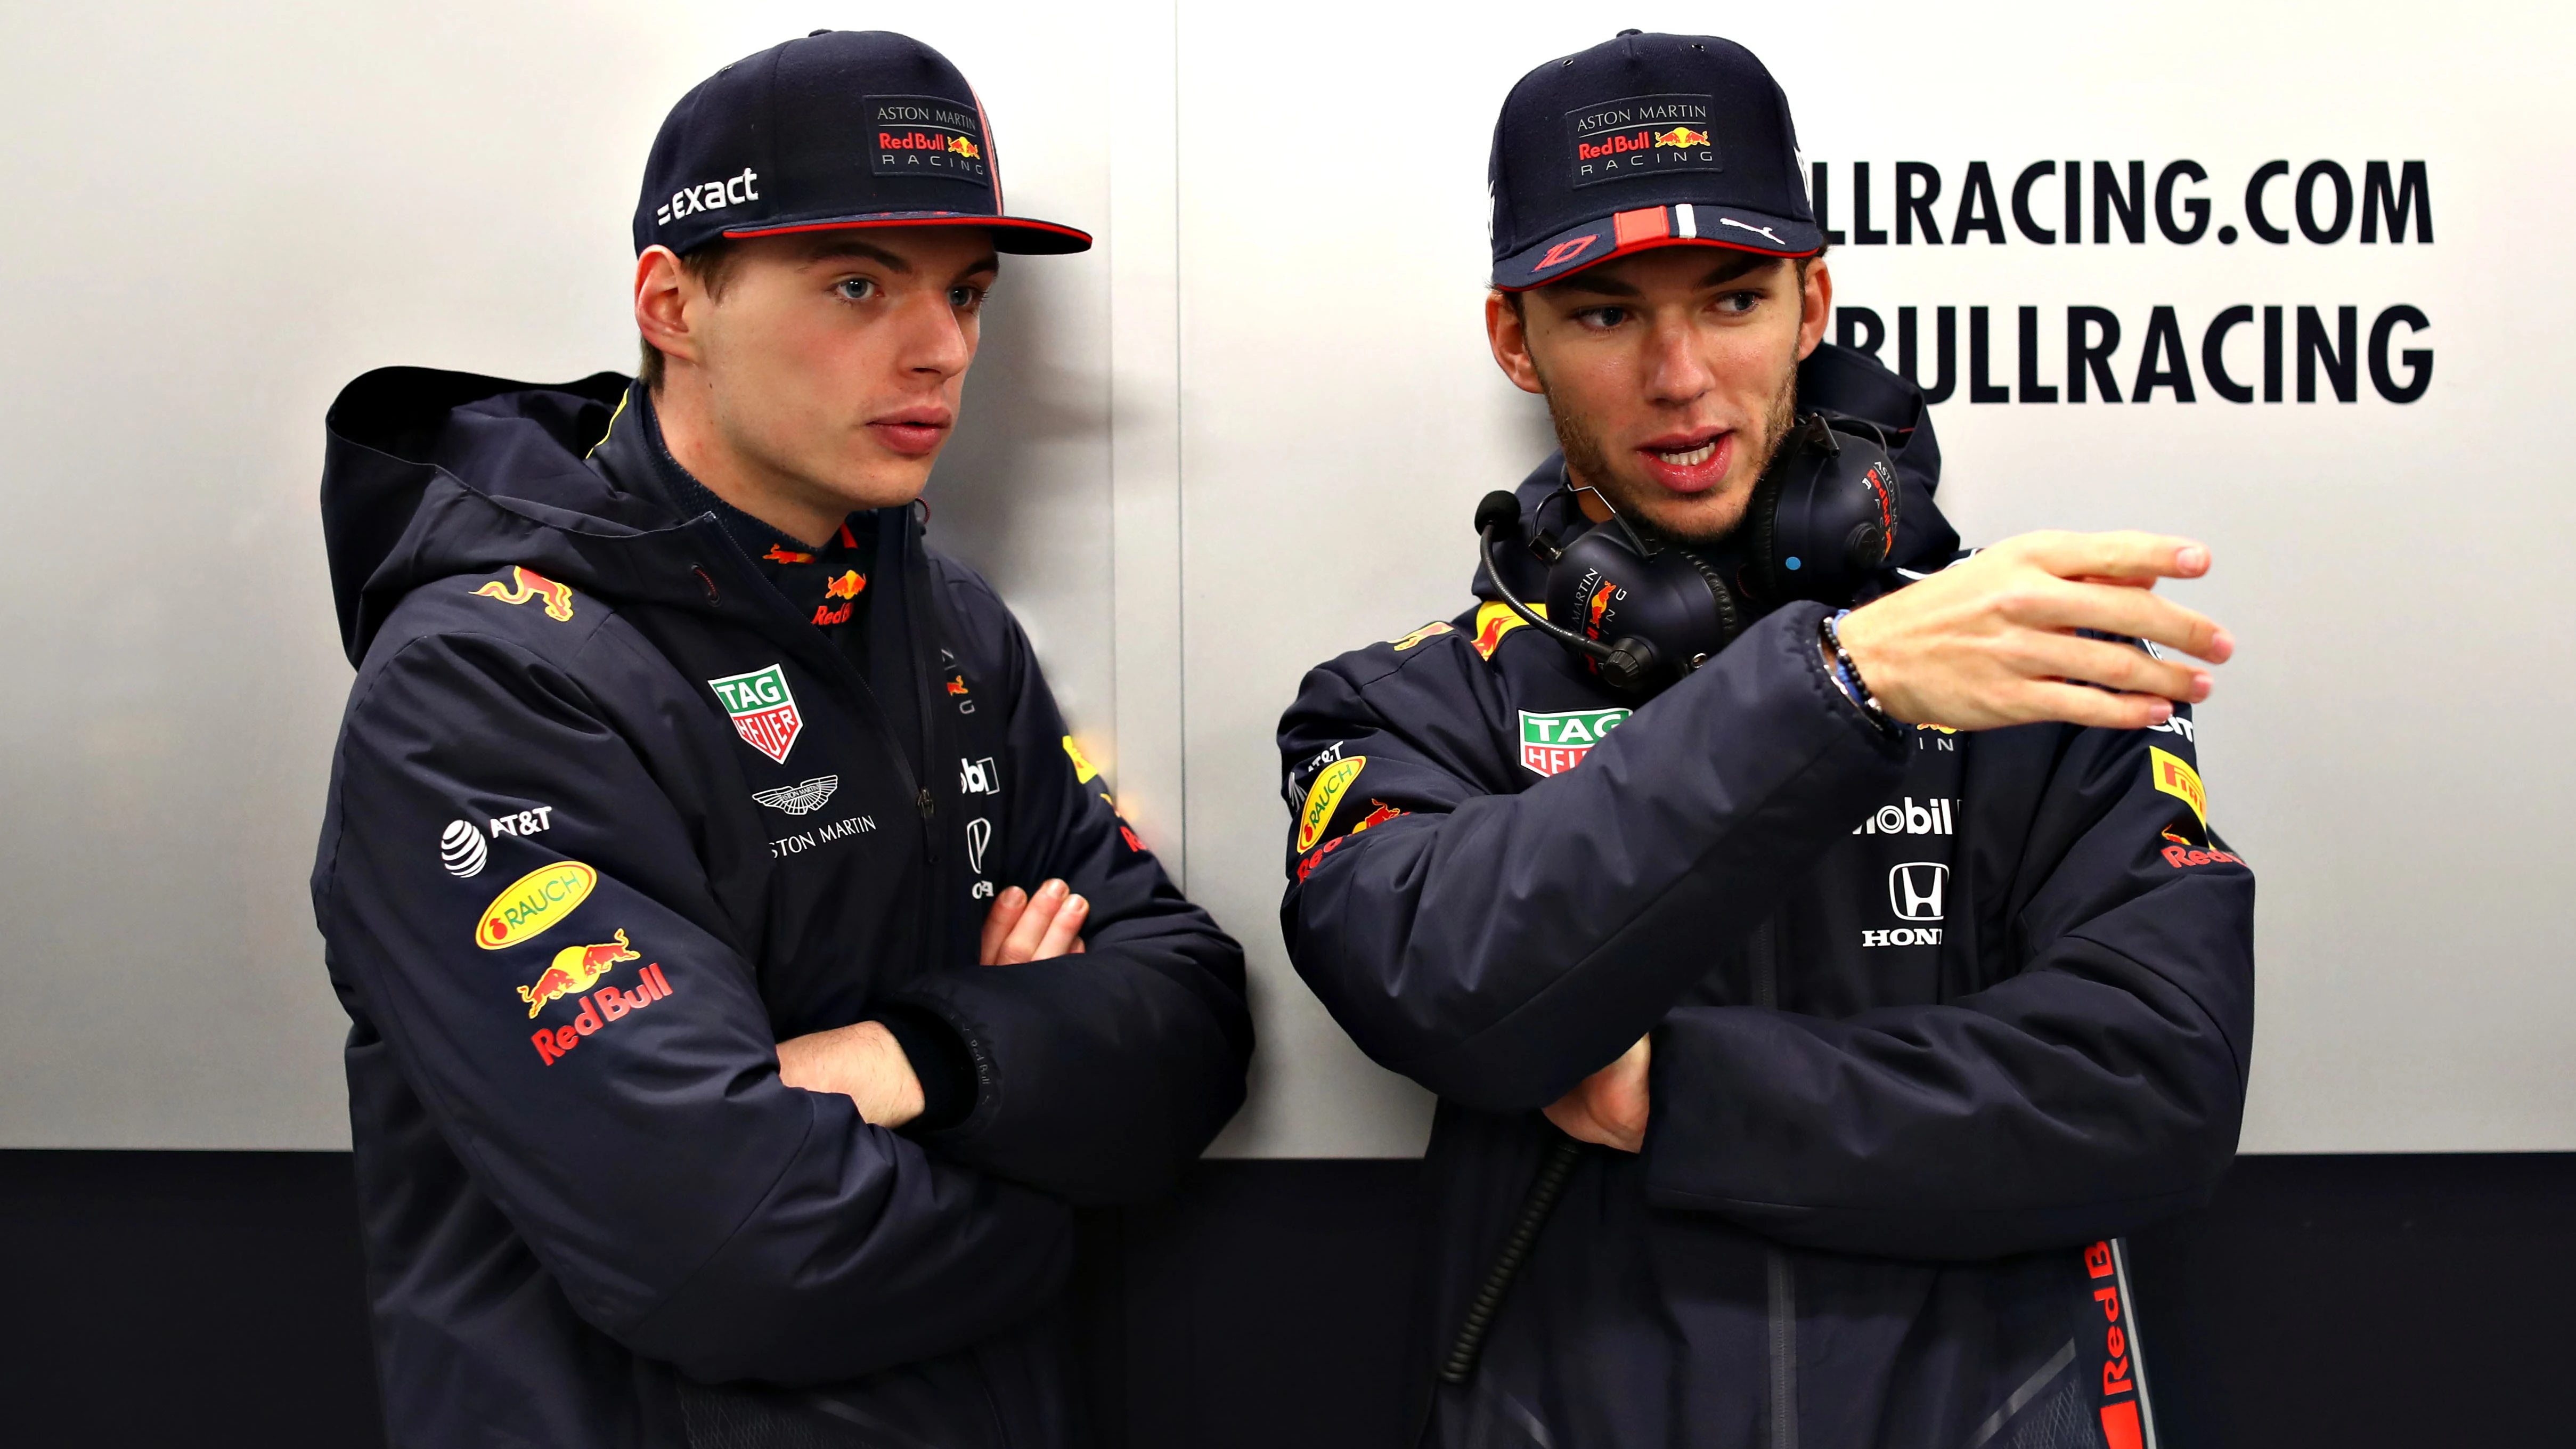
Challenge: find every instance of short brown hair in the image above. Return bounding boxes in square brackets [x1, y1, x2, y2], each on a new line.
[637, 240, 747, 390]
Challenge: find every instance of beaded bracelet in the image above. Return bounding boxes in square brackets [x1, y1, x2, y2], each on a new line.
[1819, 608, 1897, 736]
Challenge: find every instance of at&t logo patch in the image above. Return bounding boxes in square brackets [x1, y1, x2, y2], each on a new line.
[440, 820, 487, 878]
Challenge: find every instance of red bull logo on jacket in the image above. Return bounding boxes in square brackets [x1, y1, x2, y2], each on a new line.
[707, 663, 803, 764]
[472, 565, 575, 622]
[519, 929, 639, 1017]
[522, 930, 677, 1067]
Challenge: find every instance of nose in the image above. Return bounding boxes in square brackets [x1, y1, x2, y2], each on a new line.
[1640, 313, 1714, 408]
[899, 286, 975, 380]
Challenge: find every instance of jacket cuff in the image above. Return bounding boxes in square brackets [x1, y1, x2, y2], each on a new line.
[866, 1005, 977, 1132]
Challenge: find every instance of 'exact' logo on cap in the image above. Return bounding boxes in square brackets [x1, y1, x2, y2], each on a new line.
[656, 169, 760, 228]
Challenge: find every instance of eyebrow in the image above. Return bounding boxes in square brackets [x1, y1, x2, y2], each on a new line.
[1543, 249, 1785, 302]
[798, 235, 1000, 281]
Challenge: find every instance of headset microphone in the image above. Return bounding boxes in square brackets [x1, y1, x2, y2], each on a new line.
[1473, 412, 1900, 698]
[1476, 491, 1664, 693]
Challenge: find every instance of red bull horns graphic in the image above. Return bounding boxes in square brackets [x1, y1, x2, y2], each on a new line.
[519, 929, 639, 1017]
[519, 928, 678, 1065]
[473, 565, 575, 622]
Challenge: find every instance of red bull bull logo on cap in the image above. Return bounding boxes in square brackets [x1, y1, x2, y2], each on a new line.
[475, 862, 599, 949]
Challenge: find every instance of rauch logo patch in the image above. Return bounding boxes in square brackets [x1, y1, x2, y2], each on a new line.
[1519, 708, 1631, 776]
[708, 664, 804, 764]
[1566, 93, 1721, 188]
[1296, 756, 1367, 853]
[475, 862, 598, 950]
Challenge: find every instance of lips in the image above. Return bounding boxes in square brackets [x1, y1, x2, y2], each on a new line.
[1635, 430, 1733, 493]
[868, 408, 952, 458]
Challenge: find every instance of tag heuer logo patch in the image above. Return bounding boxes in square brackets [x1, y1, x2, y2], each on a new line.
[708, 664, 804, 764]
[1519, 707, 1631, 776]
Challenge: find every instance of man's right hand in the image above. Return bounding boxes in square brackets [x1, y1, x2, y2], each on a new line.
[979, 880, 1089, 965]
[1834, 531, 2235, 732]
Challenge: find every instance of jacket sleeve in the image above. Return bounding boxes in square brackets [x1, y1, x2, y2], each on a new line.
[893, 584, 1251, 1205]
[1278, 605, 1907, 1112]
[313, 628, 1071, 1386]
[1640, 708, 2255, 1260]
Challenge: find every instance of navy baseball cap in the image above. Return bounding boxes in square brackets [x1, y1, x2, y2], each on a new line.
[1489, 32, 1817, 290]
[633, 30, 1090, 258]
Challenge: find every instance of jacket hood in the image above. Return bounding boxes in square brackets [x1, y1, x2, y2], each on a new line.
[320, 367, 738, 664]
[1477, 341, 1960, 605]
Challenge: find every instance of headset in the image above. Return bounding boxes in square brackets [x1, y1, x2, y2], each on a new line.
[1474, 411, 1901, 696]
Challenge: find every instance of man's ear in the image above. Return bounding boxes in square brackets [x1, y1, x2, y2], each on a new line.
[634, 247, 699, 373]
[1486, 290, 1546, 395]
[1794, 259, 1833, 361]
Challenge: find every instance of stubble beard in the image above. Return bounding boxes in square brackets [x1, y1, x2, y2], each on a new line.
[1541, 362, 1801, 547]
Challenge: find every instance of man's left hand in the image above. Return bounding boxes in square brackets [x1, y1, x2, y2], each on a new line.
[1544, 1036, 1651, 1153]
[980, 880, 1089, 964]
[777, 1020, 925, 1128]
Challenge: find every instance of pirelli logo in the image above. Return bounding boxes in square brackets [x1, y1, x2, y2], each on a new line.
[2148, 747, 2205, 826]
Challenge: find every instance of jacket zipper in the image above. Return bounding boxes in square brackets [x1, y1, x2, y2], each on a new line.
[1766, 1248, 1799, 1449]
[1749, 917, 1797, 1449]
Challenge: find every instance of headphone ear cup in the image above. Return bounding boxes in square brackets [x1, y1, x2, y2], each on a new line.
[1744, 468, 1786, 602]
[1682, 552, 1743, 661]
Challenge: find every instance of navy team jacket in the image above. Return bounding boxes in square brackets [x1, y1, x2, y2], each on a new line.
[1277, 345, 2254, 1449]
[311, 368, 1249, 1449]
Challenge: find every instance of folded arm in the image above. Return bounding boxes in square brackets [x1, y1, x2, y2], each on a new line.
[315, 630, 1069, 1385]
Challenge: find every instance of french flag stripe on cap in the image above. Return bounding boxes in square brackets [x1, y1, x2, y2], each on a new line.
[1613, 207, 1670, 247]
[1674, 204, 1698, 239]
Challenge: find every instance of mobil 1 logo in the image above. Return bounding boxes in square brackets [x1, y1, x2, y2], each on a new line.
[1568, 93, 1719, 188]
[1854, 796, 1958, 836]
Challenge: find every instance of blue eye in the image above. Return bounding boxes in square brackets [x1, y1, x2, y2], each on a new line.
[836, 278, 876, 302]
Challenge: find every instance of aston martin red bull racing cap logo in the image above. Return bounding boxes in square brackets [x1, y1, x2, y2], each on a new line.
[1568, 94, 1721, 188]
[869, 95, 991, 183]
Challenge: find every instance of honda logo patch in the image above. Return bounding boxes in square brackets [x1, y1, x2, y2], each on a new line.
[1889, 862, 1948, 922]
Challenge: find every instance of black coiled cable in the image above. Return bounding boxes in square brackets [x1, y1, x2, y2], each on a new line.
[1437, 1137, 1586, 1384]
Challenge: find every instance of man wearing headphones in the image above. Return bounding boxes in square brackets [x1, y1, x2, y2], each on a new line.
[312, 31, 1249, 1448]
[1278, 32, 2252, 1449]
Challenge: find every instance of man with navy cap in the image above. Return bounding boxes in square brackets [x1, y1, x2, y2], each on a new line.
[1278, 31, 2252, 1448]
[312, 31, 1249, 1448]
